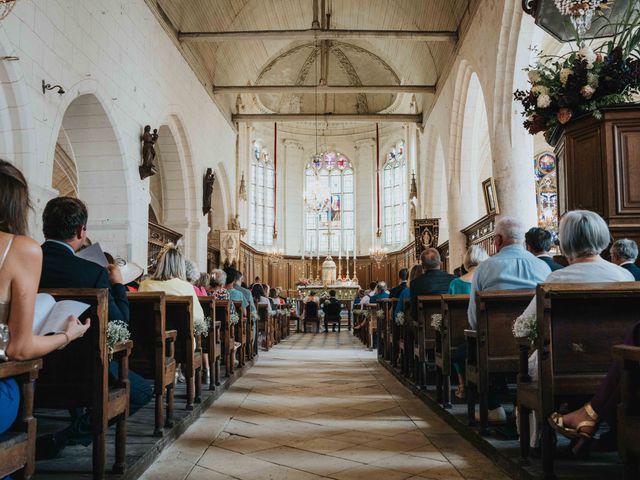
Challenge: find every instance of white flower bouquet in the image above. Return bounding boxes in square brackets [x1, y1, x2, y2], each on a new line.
[229, 312, 240, 325]
[512, 313, 538, 344]
[430, 314, 443, 331]
[194, 316, 211, 337]
[376, 309, 385, 320]
[395, 312, 405, 326]
[107, 320, 130, 360]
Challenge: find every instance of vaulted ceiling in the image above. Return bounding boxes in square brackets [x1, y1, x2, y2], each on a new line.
[149, 0, 475, 124]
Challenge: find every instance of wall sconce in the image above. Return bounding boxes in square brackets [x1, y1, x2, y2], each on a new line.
[42, 80, 65, 95]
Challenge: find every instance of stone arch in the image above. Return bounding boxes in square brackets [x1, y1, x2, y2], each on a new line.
[155, 114, 200, 261]
[0, 29, 35, 175]
[53, 93, 131, 257]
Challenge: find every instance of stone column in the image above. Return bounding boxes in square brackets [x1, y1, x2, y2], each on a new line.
[283, 138, 304, 255]
[354, 138, 375, 255]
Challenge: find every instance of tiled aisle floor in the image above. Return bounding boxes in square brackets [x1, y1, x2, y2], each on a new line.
[139, 332, 512, 480]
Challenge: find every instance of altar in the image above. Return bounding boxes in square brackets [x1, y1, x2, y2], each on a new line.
[296, 285, 360, 331]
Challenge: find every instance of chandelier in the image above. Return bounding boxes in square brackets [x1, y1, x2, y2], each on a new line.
[303, 170, 330, 213]
[523, 0, 630, 42]
[0, 0, 17, 20]
[267, 239, 284, 265]
[369, 124, 388, 265]
[369, 231, 388, 266]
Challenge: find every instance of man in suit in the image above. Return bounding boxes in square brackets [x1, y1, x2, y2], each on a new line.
[38, 197, 152, 457]
[409, 248, 454, 320]
[610, 239, 640, 280]
[389, 269, 408, 298]
[322, 290, 342, 332]
[525, 227, 564, 272]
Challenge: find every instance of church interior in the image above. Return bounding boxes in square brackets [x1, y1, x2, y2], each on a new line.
[1, 0, 640, 479]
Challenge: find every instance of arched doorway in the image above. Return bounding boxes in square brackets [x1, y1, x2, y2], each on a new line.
[51, 94, 131, 257]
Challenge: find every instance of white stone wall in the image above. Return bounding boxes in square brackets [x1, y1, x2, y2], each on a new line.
[0, 0, 236, 270]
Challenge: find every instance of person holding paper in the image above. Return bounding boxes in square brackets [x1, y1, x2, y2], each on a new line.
[37, 196, 152, 458]
[0, 160, 89, 449]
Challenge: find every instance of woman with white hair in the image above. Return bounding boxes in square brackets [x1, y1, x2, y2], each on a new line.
[448, 245, 489, 295]
[519, 210, 634, 451]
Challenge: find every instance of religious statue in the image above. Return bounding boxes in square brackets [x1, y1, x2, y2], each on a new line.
[139, 125, 159, 180]
[220, 230, 240, 267]
[229, 214, 241, 231]
[202, 168, 216, 216]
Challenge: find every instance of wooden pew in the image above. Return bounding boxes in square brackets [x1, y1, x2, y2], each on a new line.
[0, 359, 41, 480]
[198, 296, 221, 389]
[257, 304, 272, 350]
[232, 301, 247, 366]
[516, 283, 640, 478]
[613, 344, 640, 480]
[127, 292, 177, 435]
[416, 295, 442, 388]
[36, 288, 131, 478]
[388, 298, 401, 368]
[378, 299, 394, 360]
[466, 289, 535, 434]
[399, 298, 411, 376]
[215, 301, 234, 376]
[364, 304, 379, 350]
[436, 294, 470, 407]
[165, 296, 202, 411]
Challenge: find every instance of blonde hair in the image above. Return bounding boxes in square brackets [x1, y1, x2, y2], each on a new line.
[463, 245, 489, 270]
[152, 243, 186, 281]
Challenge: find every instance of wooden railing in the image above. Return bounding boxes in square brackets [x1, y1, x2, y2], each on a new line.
[148, 221, 182, 272]
[461, 213, 496, 256]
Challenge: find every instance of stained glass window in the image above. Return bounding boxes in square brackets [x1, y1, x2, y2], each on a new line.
[534, 152, 558, 233]
[382, 141, 408, 247]
[249, 141, 274, 247]
[304, 152, 355, 256]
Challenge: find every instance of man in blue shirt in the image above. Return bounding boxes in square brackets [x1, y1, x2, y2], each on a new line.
[468, 218, 551, 329]
[466, 217, 550, 422]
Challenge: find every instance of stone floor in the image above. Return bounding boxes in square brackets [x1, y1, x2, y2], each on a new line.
[139, 332, 512, 480]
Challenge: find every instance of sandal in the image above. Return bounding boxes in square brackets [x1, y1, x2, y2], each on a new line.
[548, 403, 598, 440]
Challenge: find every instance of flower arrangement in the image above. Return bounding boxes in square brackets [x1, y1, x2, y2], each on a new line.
[251, 311, 259, 322]
[296, 278, 310, 286]
[514, 3, 640, 139]
[194, 316, 211, 338]
[229, 311, 240, 325]
[430, 314, 443, 332]
[376, 309, 385, 320]
[354, 309, 370, 319]
[107, 320, 130, 360]
[395, 312, 405, 325]
[512, 313, 538, 344]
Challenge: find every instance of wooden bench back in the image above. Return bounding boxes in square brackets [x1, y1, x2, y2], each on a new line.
[165, 296, 194, 364]
[441, 294, 470, 348]
[477, 289, 535, 361]
[127, 292, 166, 377]
[537, 283, 640, 383]
[36, 289, 109, 409]
[417, 295, 442, 342]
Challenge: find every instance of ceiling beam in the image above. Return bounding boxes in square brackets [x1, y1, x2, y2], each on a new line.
[179, 29, 457, 43]
[214, 85, 436, 95]
[232, 113, 422, 123]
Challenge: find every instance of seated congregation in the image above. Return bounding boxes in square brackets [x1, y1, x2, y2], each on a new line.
[356, 214, 640, 480]
[0, 160, 293, 479]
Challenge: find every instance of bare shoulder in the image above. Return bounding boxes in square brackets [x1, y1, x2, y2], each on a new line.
[10, 235, 42, 261]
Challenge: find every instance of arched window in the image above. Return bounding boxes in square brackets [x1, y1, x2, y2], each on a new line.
[304, 152, 355, 255]
[249, 141, 274, 247]
[534, 152, 558, 233]
[382, 140, 408, 247]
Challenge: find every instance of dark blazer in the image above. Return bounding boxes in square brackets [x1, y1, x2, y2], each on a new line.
[621, 262, 640, 281]
[39, 241, 129, 322]
[409, 269, 455, 319]
[322, 297, 342, 320]
[389, 281, 407, 299]
[537, 255, 564, 272]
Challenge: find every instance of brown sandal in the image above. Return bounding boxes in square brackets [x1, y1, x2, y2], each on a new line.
[548, 403, 598, 440]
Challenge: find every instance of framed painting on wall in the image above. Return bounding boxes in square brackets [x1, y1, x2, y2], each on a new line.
[482, 177, 500, 215]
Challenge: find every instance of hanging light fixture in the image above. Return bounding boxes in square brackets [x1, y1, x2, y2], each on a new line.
[267, 122, 283, 265]
[369, 123, 388, 266]
[303, 40, 330, 214]
[523, 0, 630, 42]
[0, 0, 18, 20]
